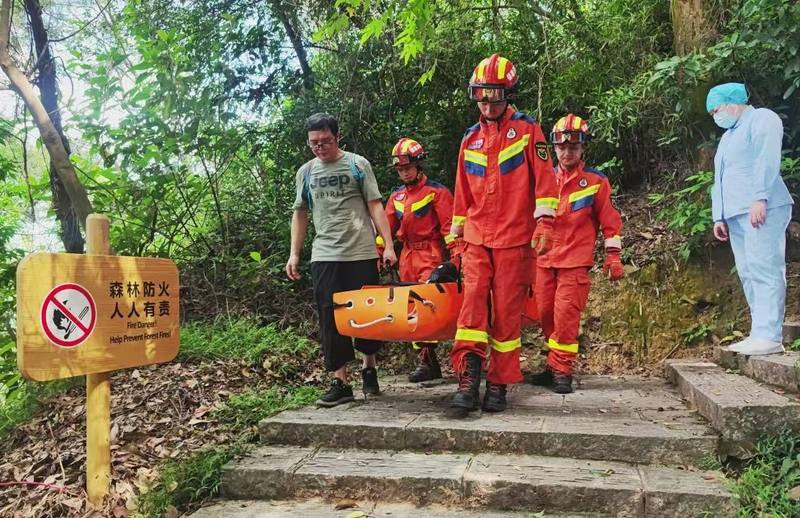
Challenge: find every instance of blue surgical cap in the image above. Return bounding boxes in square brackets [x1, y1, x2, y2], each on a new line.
[706, 83, 749, 112]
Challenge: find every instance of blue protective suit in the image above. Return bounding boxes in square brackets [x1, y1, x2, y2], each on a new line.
[711, 105, 794, 343]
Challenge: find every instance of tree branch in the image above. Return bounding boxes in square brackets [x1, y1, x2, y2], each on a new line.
[0, 0, 94, 229]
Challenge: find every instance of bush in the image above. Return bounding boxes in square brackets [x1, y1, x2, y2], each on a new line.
[731, 431, 800, 517]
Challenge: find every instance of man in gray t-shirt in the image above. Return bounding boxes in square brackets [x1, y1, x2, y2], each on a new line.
[286, 113, 397, 408]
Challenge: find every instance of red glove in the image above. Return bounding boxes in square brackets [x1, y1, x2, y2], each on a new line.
[447, 237, 466, 270]
[603, 249, 624, 281]
[531, 217, 554, 255]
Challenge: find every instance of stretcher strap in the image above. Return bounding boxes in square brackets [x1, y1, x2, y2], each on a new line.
[349, 315, 394, 328]
[408, 290, 435, 312]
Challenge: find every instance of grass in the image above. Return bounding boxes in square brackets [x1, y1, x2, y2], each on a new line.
[134, 384, 320, 517]
[729, 431, 800, 517]
[179, 317, 316, 364]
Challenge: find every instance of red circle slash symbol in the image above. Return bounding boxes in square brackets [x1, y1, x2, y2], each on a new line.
[40, 283, 97, 348]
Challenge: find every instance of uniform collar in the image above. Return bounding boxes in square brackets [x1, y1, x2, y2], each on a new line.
[732, 105, 755, 129]
[557, 161, 585, 184]
[479, 106, 514, 129]
[403, 174, 428, 194]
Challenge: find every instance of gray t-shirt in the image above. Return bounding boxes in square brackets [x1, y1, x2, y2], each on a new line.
[293, 152, 382, 262]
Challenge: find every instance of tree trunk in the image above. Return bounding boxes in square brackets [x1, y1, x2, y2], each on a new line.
[269, 0, 314, 89]
[0, 0, 93, 240]
[25, 0, 84, 252]
[671, 0, 717, 56]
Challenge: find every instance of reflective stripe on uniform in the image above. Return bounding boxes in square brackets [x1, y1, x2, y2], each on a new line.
[569, 184, 600, 211]
[444, 233, 456, 244]
[568, 184, 601, 202]
[605, 235, 622, 249]
[536, 197, 559, 209]
[452, 215, 466, 225]
[547, 338, 578, 354]
[498, 134, 530, 175]
[455, 328, 488, 343]
[490, 336, 521, 353]
[393, 199, 405, 212]
[411, 193, 436, 212]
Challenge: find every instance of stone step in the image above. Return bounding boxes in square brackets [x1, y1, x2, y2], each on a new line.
[785, 321, 800, 344]
[665, 359, 800, 456]
[259, 375, 718, 465]
[716, 347, 800, 392]
[191, 499, 610, 517]
[220, 445, 733, 517]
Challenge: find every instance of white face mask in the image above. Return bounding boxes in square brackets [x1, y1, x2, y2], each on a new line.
[713, 109, 738, 129]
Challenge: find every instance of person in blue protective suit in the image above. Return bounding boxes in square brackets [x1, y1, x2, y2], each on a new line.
[707, 82, 794, 356]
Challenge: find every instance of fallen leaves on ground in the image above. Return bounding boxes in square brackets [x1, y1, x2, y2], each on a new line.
[0, 355, 327, 517]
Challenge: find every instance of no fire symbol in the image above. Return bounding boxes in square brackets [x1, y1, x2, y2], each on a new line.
[40, 283, 97, 348]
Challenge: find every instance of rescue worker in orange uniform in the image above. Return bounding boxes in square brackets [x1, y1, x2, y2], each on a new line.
[449, 54, 558, 417]
[532, 114, 624, 393]
[385, 137, 463, 383]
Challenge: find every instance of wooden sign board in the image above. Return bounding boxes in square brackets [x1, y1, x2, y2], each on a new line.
[17, 252, 180, 381]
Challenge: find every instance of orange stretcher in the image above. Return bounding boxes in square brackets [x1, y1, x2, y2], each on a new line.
[333, 282, 538, 342]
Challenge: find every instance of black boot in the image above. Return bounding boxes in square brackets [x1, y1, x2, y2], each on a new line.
[361, 367, 380, 396]
[552, 373, 574, 394]
[408, 344, 442, 383]
[531, 368, 574, 394]
[482, 382, 507, 412]
[448, 353, 481, 417]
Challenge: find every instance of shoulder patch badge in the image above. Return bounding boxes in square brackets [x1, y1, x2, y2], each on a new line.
[506, 128, 517, 139]
[579, 178, 588, 188]
[396, 192, 406, 201]
[467, 138, 484, 150]
[535, 142, 549, 161]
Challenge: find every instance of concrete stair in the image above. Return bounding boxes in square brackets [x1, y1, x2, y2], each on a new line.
[211, 376, 734, 517]
[665, 359, 800, 456]
[220, 445, 732, 516]
[192, 498, 615, 517]
[717, 348, 800, 393]
[258, 376, 718, 465]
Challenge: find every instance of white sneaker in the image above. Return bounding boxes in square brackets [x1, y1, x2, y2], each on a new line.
[725, 337, 752, 352]
[736, 337, 785, 356]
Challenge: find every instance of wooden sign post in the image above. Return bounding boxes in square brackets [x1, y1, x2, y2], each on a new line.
[16, 214, 180, 504]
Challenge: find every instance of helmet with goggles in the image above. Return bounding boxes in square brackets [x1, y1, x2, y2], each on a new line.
[550, 114, 591, 144]
[391, 137, 426, 166]
[468, 53, 519, 103]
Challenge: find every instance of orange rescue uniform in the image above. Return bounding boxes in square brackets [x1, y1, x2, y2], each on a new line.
[452, 107, 558, 384]
[386, 174, 456, 282]
[535, 161, 622, 375]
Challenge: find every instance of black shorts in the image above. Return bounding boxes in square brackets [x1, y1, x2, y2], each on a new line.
[311, 259, 383, 372]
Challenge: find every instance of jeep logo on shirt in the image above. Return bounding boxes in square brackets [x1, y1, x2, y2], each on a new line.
[310, 174, 351, 189]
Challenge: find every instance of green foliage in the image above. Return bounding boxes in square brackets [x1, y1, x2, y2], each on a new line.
[134, 440, 245, 517]
[731, 431, 800, 517]
[179, 317, 315, 364]
[0, 378, 81, 440]
[135, 385, 317, 517]
[788, 338, 800, 352]
[212, 385, 320, 430]
[680, 323, 716, 346]
[649, 170, 714, 259]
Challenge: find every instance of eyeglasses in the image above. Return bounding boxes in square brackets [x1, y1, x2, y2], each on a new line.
[307, 138, 336, 149]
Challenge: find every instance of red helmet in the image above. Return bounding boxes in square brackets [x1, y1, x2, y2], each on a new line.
[391, 137, 426, 165]
[550, 114, 591, 144]
[468, 53, 519, 103]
